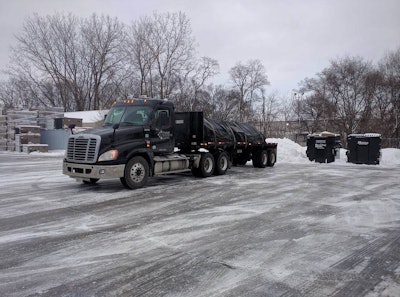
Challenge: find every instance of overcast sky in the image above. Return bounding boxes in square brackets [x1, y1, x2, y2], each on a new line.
[0, 0, 399, 96]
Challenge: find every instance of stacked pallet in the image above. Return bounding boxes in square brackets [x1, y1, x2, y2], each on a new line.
[5, 109, 38, 152]
[15, 125, 48, 153]
[0, 108, 6, 151]
[54, 117, 83, 129]
[1, 106, 88, 153]
[38, 107, 64, 129]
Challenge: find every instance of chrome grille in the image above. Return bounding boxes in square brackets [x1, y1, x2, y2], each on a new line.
[66, 134, 100, 163]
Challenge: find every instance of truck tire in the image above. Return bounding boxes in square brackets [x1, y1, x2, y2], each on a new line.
[252, 150, 268, 168]
[192, 152, 215, 177]
[214, 151, 229, 175]
[121, 156, 149, 189]
[267, 151, 276, 167]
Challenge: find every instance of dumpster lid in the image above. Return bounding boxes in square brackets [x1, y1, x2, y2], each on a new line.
[348, 133, 381, 138]
[364, 133, 381, 137]
[308, 131, 339, 138]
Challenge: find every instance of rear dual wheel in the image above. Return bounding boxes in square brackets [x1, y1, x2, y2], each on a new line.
[252, 150, 268, 168]
[192, 153, 215, 177]
[252, 150, 276, 168]
[214, 152, 229, 175]
[267, 151, 276, 167]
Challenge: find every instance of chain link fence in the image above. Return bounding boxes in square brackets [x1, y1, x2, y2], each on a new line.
[381, 138, 400, 148]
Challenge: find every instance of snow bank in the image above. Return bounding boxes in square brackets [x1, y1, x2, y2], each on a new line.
[64, 110, 108, 123]
[380, 148, 400, 165]
[266, 138, 400, 166]
[266, 138, 308, 164]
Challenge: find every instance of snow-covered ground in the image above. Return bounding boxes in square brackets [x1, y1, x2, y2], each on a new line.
[1, 138, 400, 296]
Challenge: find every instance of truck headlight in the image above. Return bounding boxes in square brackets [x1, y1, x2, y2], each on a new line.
[98, 150, 119, 162]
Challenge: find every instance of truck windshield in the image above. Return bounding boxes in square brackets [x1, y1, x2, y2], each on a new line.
[104, 106, 152, 126]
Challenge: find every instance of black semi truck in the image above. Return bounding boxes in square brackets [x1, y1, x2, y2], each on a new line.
[63, 97, 277, 189]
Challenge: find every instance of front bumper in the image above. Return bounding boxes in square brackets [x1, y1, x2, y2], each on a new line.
[63, 161, 125, 179]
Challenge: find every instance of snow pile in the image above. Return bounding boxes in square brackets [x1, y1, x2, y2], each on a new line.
[64, 110, 109, 124]
[381, 148, 400, 165]
[266, 138, 400, 166]
[266, 138, 308, 163]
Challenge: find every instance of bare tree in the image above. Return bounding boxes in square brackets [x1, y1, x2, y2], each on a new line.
[318, 56, 374, 135]
[125, 15, 155, 97]
[299, 78, 336, 133]
[81, 14, 126, 110]
[172, 56, 219, 111]
[208, 85, 239, 121]
[126, 12, 196, 99]
[10, 13, 81, 110]
[258, 90, 281, 136]
[378, 47, 400, 139]
[229, 59, 270, 121]
[9, 13, 126, 111]
[0, 79, 24, 109]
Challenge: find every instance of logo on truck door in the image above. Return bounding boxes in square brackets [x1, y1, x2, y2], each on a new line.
[157, 130, 171, 139]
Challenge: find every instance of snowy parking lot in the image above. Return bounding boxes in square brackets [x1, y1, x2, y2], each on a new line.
[0, 139, 400, 297]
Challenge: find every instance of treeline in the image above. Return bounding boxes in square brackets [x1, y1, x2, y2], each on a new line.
[295, 52, 400, 141]
[0, 12, 269, 124]
[0, 11, 399, 142]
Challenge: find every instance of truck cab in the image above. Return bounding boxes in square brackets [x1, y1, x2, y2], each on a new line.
[63, 98, 191, 189]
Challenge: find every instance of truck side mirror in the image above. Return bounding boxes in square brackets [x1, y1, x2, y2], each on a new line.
[68, 124, 76, 134]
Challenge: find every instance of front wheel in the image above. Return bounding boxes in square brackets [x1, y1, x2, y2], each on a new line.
[121, 156, 149, 189]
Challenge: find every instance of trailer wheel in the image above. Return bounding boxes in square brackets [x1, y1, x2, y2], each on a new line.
[267, 151, 276, 167]
[82, 178, 99, 184]
[121, 156, 149, 189]
[252, 150, 268, 168]
[195, 153, 215, 177]
[214, 152, 229, 175]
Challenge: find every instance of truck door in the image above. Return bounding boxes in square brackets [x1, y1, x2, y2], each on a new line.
[150, 108, 174, 153]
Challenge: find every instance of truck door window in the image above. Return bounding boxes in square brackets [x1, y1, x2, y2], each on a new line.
[155, 110, 170, 128]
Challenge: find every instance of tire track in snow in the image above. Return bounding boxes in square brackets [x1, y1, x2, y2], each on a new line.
[279, 231, 400, 297]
